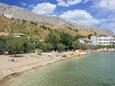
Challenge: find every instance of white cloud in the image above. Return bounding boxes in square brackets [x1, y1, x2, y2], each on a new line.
[31, 2, 56, 15]
[59, 9, 100, 25]
[93, 0, 115, 10]
[20, 2, 27, 6]
[57, 0, 82, 7]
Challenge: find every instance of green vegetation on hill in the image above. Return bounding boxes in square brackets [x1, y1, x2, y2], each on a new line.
[0, 16, 112, 40]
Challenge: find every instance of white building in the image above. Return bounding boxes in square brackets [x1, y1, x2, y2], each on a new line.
[0, 32, 9, 36]
[78, 38, 92, 45]
[12, 33, 30, 39]
[91, 35, 115, 45]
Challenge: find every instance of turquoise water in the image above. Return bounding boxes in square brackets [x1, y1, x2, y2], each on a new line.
[2, 52, 115, 86]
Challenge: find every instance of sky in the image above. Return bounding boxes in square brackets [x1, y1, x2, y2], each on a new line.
[0, 0, 115, 32]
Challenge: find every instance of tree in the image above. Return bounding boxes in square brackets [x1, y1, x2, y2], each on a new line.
[57, 43, 65, 52]
[88, 34, 93, 39]
[39, 42, 52, 52]
[6, 37, 23, 56]
[5, 37, 32, 56]
[72, 42, 89, 50]
[45, 30, 61, 51]
[0, 35, 36, 55]
[0, 36, 6, 53]
[60, 32, 73, 49]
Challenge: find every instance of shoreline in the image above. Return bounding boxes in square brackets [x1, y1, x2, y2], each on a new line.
[0, 50, 114, 82]
[0, 57, 63, 80]
[0, 52, 86, 81]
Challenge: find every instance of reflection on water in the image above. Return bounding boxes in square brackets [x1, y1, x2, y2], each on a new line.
[2, 52, 115, 86]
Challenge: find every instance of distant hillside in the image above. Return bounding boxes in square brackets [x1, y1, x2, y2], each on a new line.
[0, 3, 114, 39]
[0, 3, 68, 24]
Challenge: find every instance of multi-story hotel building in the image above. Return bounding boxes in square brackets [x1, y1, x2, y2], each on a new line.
[91, 35, 115, 45]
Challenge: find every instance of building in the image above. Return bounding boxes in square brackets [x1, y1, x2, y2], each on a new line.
[90, 35, 115, 45]
[78, 38, 92, 45]
[12, 33, 30, 39]
[0, 32, 9, 36]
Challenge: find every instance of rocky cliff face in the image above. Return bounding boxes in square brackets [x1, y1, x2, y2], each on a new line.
[0, 3, 68, 24]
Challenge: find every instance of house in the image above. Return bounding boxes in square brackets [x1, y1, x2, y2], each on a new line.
[0, 32, 9, 36]
[78, 38, 92, 45]
[12, 33, 30, 39]
[90, 35, 115, 45]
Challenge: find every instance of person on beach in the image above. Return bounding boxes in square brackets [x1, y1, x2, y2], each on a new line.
[8, 58, 18, 62]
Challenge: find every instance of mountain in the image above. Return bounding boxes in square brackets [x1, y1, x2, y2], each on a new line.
[0, 3, 68, 24]
[0, 3, 114, 39]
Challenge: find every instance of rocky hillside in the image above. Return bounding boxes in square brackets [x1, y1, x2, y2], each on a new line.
[0, 3, 114, 39]
[0, 3, 68, 24]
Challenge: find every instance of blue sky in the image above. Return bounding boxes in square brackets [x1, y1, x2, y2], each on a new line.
[0, 0, 115, 32]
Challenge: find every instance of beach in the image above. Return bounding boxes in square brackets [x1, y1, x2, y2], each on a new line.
[0, 51, 86, 80]
[3, 52, 115, 86]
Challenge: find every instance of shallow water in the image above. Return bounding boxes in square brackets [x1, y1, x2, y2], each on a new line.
[1, 52, 115, 86]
